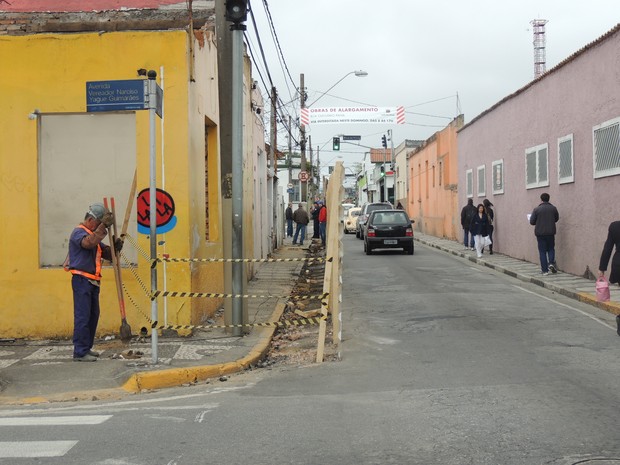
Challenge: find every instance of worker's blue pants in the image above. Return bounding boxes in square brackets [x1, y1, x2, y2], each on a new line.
[72, 275, 100, 358]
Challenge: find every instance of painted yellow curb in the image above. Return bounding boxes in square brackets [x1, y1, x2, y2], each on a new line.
[576, 292, 620, 315]
[122, 302, 287, 393]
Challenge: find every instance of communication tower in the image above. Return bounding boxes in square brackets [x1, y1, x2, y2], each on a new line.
[531, 19, 548, 78]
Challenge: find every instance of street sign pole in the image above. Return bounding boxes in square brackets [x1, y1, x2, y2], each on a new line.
[147, 72, 159, 363]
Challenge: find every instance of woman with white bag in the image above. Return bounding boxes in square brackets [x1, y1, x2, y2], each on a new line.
[469, 203, 491, 259]
[598, 221, 620, 334]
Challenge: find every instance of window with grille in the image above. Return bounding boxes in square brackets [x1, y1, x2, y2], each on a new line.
[466, 169, 473, 198]
[492, 159, 504, 194]
[477, 165, 485, 197]
[558, 134, 574, 184]
[525, 143, 549, 189]
[593, 117, 620, 179]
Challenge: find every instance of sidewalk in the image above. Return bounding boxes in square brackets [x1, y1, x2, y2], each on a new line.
[414, 232, 620, 317]
[0, 238, 310, 405]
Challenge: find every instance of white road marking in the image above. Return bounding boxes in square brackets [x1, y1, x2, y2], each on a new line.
[0, 441, 77, 458]
[0, 360, 19, 369]
[0, 386, 253, 416]
[513, 285, 615, 330]
[0, 415, 111, 426]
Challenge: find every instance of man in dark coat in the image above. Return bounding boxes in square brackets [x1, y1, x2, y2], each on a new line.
[460, 198, 477, 250]
[292, 203, 310, 246]
[311, 201, 320, 238]
[529, 192, 559, 275]
[285, 203, 293, 237]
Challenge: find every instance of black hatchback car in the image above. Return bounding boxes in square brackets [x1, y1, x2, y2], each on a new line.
[363, 210, 414, 255]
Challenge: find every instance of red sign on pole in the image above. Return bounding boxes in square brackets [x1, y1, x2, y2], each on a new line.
[298, 171, 309, 182]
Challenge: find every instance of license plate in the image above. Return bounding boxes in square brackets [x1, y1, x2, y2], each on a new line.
[384, 239, 397, 245]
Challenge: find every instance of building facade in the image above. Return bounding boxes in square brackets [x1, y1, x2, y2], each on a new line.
[458, 25, 620, 277]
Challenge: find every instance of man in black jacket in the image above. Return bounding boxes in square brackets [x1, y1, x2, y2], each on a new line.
[529, 192, 560, 275]
[460, 198, 477, 250]
[285, 203, 293, 238]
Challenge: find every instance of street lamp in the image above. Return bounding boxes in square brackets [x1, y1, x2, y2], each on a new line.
[308, 70, 368, 107]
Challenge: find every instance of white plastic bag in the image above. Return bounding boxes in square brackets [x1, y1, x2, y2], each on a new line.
[482, 235, 492, 247]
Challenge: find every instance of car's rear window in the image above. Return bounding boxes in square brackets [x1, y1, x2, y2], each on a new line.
[372, 212, 409, 225]
[351, 210, 360, 217]
[367, 204, 392, 213]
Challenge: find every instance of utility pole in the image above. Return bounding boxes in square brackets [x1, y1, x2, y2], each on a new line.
[299, 73, 307, 203]
[270, 86, 277, 250]
[308, 135, 313, 200]
[288, 115, 293, 202]
[226, 0, 248, 336]
[388, 129, 394, 204]
[316, 146, 320, 193]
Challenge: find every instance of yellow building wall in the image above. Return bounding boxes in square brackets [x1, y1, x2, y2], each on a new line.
[407, 116, 463, 240]
[0, 30, 224, 338]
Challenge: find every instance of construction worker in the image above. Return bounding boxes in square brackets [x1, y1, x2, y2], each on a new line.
[66, 203, 119, 361]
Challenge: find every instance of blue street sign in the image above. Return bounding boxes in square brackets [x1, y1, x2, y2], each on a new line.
[86, 79, 148, 112]
[287, 188, 294, 194]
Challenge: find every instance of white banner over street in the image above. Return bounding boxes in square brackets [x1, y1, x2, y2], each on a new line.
[301, 106, 405, 125]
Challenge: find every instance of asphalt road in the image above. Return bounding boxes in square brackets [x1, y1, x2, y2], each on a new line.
[2, 237, 620, 465]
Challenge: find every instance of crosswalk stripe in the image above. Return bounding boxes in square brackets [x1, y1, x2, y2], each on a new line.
[0, 441, 78, 458]
[0, 415, 112, 426]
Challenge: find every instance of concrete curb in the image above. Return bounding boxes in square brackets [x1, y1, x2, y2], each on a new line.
[121, 302, 286, 393]
[416, 237, 620, 317]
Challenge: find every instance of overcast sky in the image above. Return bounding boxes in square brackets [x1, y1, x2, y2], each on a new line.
[247, 0, 619, 170]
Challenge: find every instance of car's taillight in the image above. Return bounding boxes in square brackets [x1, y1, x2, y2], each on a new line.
[367, 228, 376, 237]
[406, 228, 413, 237]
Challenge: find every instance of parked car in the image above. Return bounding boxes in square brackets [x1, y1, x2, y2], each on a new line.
[356, 202, 393, 239]
[363, 209, 414, 255]
[341, 203, 356, 222]
[343, 207, 361, 234]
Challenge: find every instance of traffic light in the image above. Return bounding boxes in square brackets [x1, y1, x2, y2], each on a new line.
[380, 165, 385, 177]
[225, 0, 248, 23]
[381, 135, 387, 148]
[333, 137, 340, 151]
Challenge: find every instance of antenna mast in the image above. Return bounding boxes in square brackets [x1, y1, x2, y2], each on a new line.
[531, 19, 548, 78]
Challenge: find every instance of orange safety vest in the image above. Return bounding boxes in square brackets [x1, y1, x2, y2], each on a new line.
[64, 224, 103, 281]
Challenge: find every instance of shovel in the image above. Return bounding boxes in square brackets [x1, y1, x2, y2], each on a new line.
[104, 197, 133, 342]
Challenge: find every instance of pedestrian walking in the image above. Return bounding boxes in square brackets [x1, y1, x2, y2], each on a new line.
[598, 220, 620, 335]
[65, 203, 117, 362]
[311, 201, 320, 239]
[318, 201, 327, 246]
[483, 199, 495, 254]
[529, 192, 559, 276]
[285, 203, 294, 238]
[292, 202, 310, 246]
[469, 203, 490, 258]
[598, 220, 620, 284]
[460, 198, 477, 250]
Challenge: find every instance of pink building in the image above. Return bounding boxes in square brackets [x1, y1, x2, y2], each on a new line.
[458, 24, 620, 277]
[407, 116, 463, 240]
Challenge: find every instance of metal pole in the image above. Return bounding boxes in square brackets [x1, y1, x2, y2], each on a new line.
[383, 148, 387, 203]
[388, 129, 394, 204]
[231, 24, 245, 336]
[300, 73, 307, 203]
[288, 115, 293, 203]
[147, 72, 159, 363]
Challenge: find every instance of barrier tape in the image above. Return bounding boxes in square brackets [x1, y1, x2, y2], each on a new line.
[150, 256, 331, 268]
[150, 316, 327, 331]
[121, 234, 331, 268]
[150, 290, 328, 301]
[117, 235, 329, 331]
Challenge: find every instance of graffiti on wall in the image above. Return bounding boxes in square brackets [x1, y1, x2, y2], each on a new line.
[136, 188, 177, 234]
